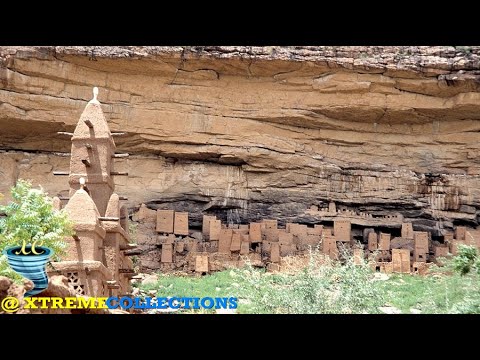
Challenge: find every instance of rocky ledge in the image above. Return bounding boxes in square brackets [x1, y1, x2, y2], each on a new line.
[1, 46, 479, 235]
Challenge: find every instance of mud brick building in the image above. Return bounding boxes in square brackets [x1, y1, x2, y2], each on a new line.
[126, 200, 480, 275]
[49, 88, 136, 297]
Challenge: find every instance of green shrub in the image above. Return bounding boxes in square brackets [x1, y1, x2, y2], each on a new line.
[450, 294, 480, 314]
[0, 256, 24, 282]
[0, 180, 73, 280]
[232, 248, 384, 314]
[453, 245, 478, 275]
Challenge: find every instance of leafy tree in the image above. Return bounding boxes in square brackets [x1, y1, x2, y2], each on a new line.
[0, 179, 73, 262]
[453, 244, 478, 276]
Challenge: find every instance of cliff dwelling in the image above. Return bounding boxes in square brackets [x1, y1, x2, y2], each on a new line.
[1, 46, 480, 288]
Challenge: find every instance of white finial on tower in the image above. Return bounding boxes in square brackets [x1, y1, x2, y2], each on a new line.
[79, 177, 86, 189]
[89, 87, 100, 104]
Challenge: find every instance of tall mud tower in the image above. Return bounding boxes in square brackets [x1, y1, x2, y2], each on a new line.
[69, 87, 115, 216]
[50, 88, 136, 298]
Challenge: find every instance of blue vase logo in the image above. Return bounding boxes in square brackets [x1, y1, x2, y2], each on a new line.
[3, 246, 54, 297]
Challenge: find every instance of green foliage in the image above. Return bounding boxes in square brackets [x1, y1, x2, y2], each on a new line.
[456, 46, 471, 54]
[452, 244, 478, 275]
[138, 248, 385, 314]
[0, 256, 24, 283]
[373, 272, 479, 314]
[136, 270, 236, 299]
[0, 179, 73, 261]
[449, 287, 480, 314]
[134, 247, 480, 314]
[372, 249, 480, 314]
[232, 249, 384, 314]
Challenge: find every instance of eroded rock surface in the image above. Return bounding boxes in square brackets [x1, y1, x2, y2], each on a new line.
[1, 46, 480, 234]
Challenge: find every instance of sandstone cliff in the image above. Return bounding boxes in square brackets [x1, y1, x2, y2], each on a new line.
[1, 46, 480, 236]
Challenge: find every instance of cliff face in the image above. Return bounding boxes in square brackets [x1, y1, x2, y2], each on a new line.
[1, 46, 480, 235]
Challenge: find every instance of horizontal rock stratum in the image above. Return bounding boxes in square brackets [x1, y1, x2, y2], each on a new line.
[1, 46, 479, 234]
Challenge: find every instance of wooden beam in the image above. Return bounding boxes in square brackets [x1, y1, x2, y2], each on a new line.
[112, 153, 129, 158]
[98, 216, 120, 221]
[53, 171, 69, 176]
[119, 196, 128, 200]
[124, 250, 142, 256]
[84, 119, 94, 128]
[119, 268, 135, 274]
[106, 282, 120, 290]
[57, 132, 74, 136]
[120, 243, 138, 250]
[111, 171, 128, 176]
[105, 280, 120, 288]
[82, 159, 91, 167]
[111, 132, 127, 136]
